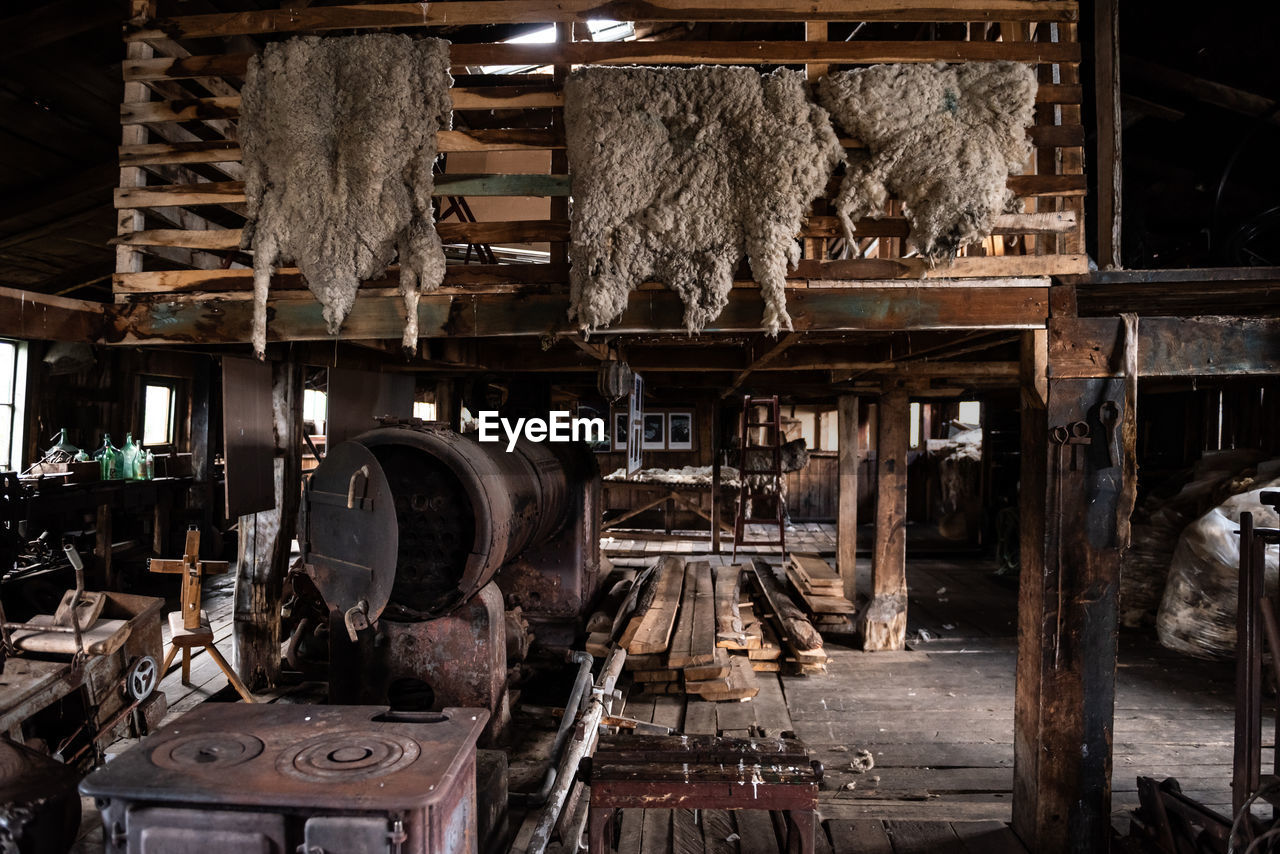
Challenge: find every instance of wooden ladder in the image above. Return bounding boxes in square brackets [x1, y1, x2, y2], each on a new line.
[733, 394, 786, 560]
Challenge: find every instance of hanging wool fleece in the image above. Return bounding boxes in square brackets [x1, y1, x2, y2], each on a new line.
[818, 62, 1037, 265]
[239, 34, 452, 357]
[564, 66, 843, 336]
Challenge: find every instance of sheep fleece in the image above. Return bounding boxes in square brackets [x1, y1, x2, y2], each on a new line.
[818, 62, 1037, 264]
[565, 66, 843, 335]
[240, 35, 452, 356]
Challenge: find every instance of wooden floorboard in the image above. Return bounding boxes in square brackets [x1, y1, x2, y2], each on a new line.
[77, 534, 1236, 854]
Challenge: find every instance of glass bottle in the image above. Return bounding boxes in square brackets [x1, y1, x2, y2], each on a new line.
[97, 435, 123, 481]
[122, 433, 140, 480]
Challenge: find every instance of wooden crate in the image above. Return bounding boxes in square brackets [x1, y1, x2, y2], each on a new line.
[113, 0, 1086, 344]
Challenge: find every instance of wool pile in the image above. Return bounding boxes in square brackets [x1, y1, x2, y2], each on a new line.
[564, 66, 843, 336]
[818, 61, 1037, 264]
[239, 34, 452, 357]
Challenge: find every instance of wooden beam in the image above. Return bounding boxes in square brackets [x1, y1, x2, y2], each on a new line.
[721, 334, 800, 398]
[0, 287, 105, 341]
[863, 385, 908, 651]
[1094, 0, 1121, 268]
[110, 212, 1074, 251]
[1013, 330, 1129, 853]
[125, 2, 1080, 41]
[233, 359, 302, 690]
[1012, 328, 1047, 847]
[567, 333, 609, 361]
[837, 394, 859, 603]
[827, 360, 1019, 378]
[105, 286, 1049, 345]
[1049, 316, 1280, 378]
[114, 259, 1080, 296]
[1123, 55, 1279, 125]
[111, 173, 1086, 208]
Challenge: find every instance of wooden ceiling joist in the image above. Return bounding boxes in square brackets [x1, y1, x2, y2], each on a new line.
[0, 286, 105, 342]
[1050, 316, 1280, 378]
[106, 284, 1048, 346]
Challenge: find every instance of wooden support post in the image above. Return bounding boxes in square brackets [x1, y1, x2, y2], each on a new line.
[189, 355, 216, 553]
[1013, 329, 1048, 846]
[862, 385, 907, 651]
[711, 399, 722, 554]
[95, 503, 113, 590]
[1012, 316, 1136, 853]
[837, 394, 859, 603]
[1094, 0, 1122, 268]
[232, 359, 303, 690]
[549, 23, 570, 268]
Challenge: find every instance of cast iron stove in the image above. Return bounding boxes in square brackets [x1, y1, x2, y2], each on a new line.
[80, 703, 489, 854]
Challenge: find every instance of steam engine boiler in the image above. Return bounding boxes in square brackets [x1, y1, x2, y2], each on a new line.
[300, 420, 601, 739]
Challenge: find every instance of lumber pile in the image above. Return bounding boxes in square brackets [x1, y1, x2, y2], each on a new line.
[747, 560, 830, 675]
[595, 555, 831, 695]
[604, 557, 758, 701]
[787, 552, 859, 636]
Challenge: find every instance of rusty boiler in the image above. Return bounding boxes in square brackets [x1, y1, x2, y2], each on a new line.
[301, 421, 601, 739]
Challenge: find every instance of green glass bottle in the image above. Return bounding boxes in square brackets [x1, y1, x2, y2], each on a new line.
[122, 433, 140, 480]
[97, 434, 123, 481]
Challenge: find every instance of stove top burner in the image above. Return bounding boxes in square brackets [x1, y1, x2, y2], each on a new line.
[81, 705, 489, 815]
[151, 732, 265, 772]
[276, 730, 421, 783]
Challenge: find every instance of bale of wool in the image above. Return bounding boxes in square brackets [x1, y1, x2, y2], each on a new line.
[818, 61, 1037, 264]
[1155, 472, 1280, 659]
[564, 66, 843, 336]
[1119, 450, 1269, 628]
[239, 34, 452, 357]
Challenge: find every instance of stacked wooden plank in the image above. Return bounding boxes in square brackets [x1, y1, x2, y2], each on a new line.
[615, 557, 760, 701]
[787, 552, 859, 636]
[747, 560, 831, 675]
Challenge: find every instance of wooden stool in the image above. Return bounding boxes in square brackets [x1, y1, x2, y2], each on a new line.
[150, 527, 254, 703]
[583, 734, 821, 854]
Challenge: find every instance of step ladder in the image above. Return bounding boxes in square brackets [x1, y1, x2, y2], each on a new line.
[733, 394, 786, 560]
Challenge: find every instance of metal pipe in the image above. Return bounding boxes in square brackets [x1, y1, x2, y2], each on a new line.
[525, 646, 627, 854]
[510, 650, 595, 808]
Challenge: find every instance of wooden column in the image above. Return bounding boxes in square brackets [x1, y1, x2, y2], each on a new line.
[711, 399, 722, 554]
[862, 385, 908, 651]
[1095, 0, 1122, 268]
[1013, 329, 1049, 845]
[95, 503, 113, 589]
[189, 356, 215, 551]
[837, 394, 859, 602]
[1012, 316, 1137, 853]
[233, 359, 303, 689]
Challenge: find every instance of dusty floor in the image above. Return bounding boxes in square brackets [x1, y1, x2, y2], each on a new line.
[72, 524, 1251, 852]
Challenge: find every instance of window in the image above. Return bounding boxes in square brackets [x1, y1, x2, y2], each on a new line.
[141, 380, 176, 446]
[0, 340, 26, 471]
[412, 401, 437, 421]
[909, 402, 922, 449]
[957, 400, 982, 425]
[303, 388, 328, 436]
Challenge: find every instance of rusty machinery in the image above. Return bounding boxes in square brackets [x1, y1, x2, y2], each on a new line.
[299, 420, 601, 740]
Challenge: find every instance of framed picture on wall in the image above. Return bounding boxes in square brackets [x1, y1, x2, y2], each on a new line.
[667, 411, 694, 450]
[613, 411, 628, 451]
[642, 412, 666, 450]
